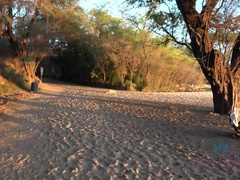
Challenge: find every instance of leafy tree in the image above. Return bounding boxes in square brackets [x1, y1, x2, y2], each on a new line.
[123, 13, 156, 87]
[86, 9, 119, 84]
[0, 0, 77, 82]
[41, 5, 204, 91]
[126, 0, 240, 114]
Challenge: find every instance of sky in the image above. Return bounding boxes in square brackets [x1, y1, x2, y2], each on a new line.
[79, 0, 126, 18]
[78, 0, 147, 18]
[79, 0, 204, 17]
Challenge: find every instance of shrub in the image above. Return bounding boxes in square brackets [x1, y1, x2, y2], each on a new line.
[143, 47, 206, 92]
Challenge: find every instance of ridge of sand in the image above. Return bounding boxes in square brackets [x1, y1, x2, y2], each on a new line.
[0, 81, 240, 179]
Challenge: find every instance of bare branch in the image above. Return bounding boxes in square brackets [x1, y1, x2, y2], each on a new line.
[212, 0, 225, 15]
[201, 0, 219, 15]
[153, 25, 192, 50]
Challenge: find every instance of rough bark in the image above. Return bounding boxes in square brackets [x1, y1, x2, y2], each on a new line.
[208, 50, 235, 114]
[176, 0, 239, 114]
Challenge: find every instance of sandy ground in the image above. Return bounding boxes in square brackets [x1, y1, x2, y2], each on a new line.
[0, 80, 240, 179]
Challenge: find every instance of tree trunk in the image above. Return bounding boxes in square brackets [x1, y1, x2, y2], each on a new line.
[3, 4, 39, 84]
[212, 84, 233, 114]
[102, 70, 107, 83]
[175, 0, 240, 115]
[210, 79, 235, 114]
[204, 50, 236, 114]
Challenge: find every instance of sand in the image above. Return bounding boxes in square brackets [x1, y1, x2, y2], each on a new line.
[0, 81, 240, 179]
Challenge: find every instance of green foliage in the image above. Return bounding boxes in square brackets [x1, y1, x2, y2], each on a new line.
[133, 75, 146, 90]
[23, 57, 35, 62]
[110, 72, 122, 87]
[47, 6, 206, 92]
[90, 69, 99, 79]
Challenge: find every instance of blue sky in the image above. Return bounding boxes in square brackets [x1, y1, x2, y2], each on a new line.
[79, 0, 204, 18]
[79, 0, 148, 18]
[79, 0, 127, 18]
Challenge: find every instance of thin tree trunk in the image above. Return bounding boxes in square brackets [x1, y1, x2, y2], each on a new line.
[103, 71, 106, 83]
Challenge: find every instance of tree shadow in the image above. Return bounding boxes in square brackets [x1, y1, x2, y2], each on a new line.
[0, 64, 29, 91]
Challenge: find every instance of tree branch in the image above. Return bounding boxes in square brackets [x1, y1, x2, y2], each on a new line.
[159, 25, 192, 50]
[214, 0, 224, 14]
[6, 6, 17, 46]
[23, 8, 39, 41]
[201, 0, 219, 15]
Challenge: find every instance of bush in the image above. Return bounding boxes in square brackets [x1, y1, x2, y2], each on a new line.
[111, 72, 122, 87]
[143, 47, 206, 92]
[133, 75, 146, 91]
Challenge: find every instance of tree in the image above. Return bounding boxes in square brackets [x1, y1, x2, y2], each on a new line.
[0, 0, 77, 83]
[87, 8, 128, 84]
[126, 0, 240, 114]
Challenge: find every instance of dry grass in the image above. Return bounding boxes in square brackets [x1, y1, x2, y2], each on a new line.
[0, 64, 29, 93]
[143, 47, 206, 92]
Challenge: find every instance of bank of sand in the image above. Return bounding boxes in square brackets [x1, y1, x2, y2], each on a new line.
[0, 81, 240, 179]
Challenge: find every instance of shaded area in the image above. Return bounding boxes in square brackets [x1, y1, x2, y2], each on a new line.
[0, 63, 29, 92]
[0, 97, 8, 112]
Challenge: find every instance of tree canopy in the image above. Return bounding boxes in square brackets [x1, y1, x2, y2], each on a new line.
[0, 0, 79, 81]
[125, 0, 240, 114]
[126, 0, 240, 55]
[0, 0, 205, 93]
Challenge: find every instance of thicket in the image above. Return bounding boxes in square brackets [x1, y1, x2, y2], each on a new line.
[52, 43, 206, 91]
[49, 8, 206, 92]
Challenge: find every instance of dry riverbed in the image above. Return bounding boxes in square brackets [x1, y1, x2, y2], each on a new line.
[0, 82, 240, 179]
